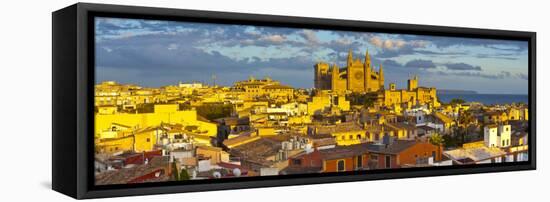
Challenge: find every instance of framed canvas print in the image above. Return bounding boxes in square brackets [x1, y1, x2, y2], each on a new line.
[52, 3, 536, 199]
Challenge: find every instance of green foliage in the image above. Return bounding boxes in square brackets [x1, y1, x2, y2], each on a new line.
[171, 158, 190, 181]
[178, 103, 192, 110]
[442, 135, 460, 148]
[429, 133, 444, 146]
[347, 92, 376, 108]
[136, 103, 155, 113]
[179, 168, 191, 180]
[449, 98, 466, 105]
[171, 159, 179, 180]
[196, 103, 233, 120]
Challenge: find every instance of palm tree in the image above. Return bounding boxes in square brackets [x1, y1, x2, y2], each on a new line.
[457, 110, 475, 144]
[429, 133, 444, 146]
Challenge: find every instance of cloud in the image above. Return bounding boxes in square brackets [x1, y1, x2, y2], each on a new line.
[301, 30, 320, 45]
[369, 34, 429, 51]
[369, 36, 411, 50]
[404, 59, 436, 68]
[476, 53, 518, 60]
[260, 34, 286, 43]
[444, 62, 482, 71]
[401, 34, 528, 52]
[381, 59, 403, 68]
[516, 73, 528, 80]
[167, 43, 179, 50]
[94, 17, 528, 94]
[436, 70, 517, 80]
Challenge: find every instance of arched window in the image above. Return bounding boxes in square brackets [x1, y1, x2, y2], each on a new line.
[337, 160, 345, 172]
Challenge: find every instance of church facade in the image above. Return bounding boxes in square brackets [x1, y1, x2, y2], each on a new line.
[314, 50, 384, 94]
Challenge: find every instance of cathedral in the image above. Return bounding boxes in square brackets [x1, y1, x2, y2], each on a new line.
[314, 49, 384, 93]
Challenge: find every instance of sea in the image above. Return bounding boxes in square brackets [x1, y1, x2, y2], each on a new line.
[437, 94, 528, 105]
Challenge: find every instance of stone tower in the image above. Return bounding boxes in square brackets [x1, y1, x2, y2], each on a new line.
[346, 49, 353, 90]
[379, 64, 384, 90]
[407, 75, 418, 91]
[364, 50, 372, 91]
[331, 63, 340, 91]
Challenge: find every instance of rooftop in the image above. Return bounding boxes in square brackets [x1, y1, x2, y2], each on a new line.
[366, 140, 419, 154]
[444, 146, 506, 163]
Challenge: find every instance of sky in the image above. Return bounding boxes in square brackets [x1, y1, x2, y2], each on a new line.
[95, 17, 529, 94]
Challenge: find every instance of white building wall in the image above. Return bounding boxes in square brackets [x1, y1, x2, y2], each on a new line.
[484, 126, 498, 148]
[498, 125, 511, 147]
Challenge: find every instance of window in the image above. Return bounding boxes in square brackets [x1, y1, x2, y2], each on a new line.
[502, 140, 505, 146]
[292, 159, 302, 166]
[337, 160, 345, 172]
[385, 155, 391, 168]
[357, 134, 361, 139]
[349, 135, 353, 140]
[357, 155, 363, 168]
[146, 138, 151, 142]
[432, 151, 436, 160]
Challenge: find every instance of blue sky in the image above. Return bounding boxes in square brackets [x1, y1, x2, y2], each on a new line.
[95, 17, 529, 94]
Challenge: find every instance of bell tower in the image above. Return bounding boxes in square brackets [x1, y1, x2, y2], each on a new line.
[379, 64, 384, 90]
[347, 49, 353, 67]
[331, 64, 340, 92]
[346, 49, 353, 91]
[364, 50, 372, 92]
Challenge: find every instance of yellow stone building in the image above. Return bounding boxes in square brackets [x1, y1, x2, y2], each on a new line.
[95, 81, 159, 108]
[96, 126, 162, 154]
[314, 50, 384, 94]
[95, 104, 217, 138]
[378, 75, 440, 110]
[306, 91, 350, 115]
[232, 76, 294, 101]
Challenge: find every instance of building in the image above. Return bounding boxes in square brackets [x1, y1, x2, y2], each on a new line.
[444, 141, 507, 164]
[484, 124, 511, 148]
[365, 139, 443, 169]
[306, 92, 350, 115]
[314, 50, 384, 93]
[232, 76, 294, 101]
[377, 76, 440, 110]
[95, 104, 217, 138]
[285, 143, 370, 173]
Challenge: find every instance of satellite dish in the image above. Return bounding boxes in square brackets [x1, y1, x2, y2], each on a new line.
[233, 168, 241, 177]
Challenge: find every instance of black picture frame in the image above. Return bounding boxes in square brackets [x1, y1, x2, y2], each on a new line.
[52, 2, 536, 199]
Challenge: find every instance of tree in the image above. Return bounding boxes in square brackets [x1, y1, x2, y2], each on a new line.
[457, 110, 476, 144]
[449, 98, 466, 105]
[171, 158, 191, 181]
[346, 92, 376, 108]
[429, 133, 444, 146]
[171, 158, 179, 180]
[196, 103, 233, 120]
[179, 168, 191, 180]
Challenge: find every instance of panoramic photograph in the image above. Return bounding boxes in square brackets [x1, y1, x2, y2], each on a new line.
[93, 17, 529, 185]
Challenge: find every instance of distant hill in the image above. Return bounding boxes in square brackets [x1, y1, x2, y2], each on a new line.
[437, 89, 478, 95]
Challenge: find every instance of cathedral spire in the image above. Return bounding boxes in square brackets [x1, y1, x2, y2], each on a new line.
[347, 49, 353, 67]
[379, 64, 384, 89]
[365, 49, 371, 68]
